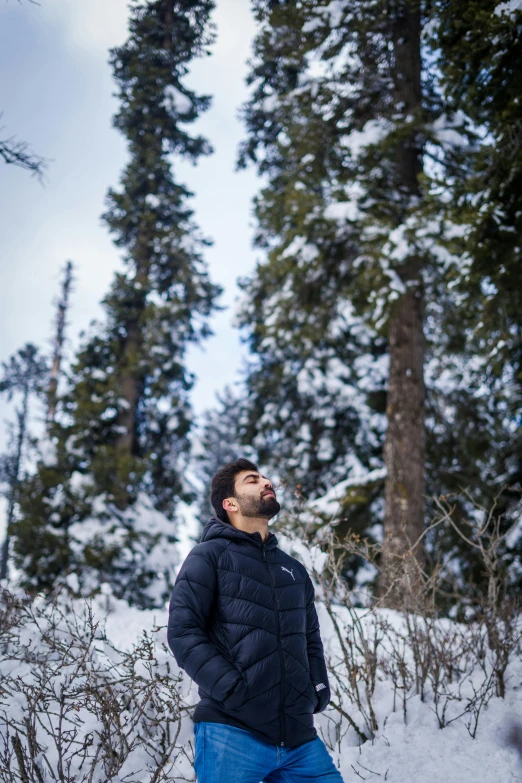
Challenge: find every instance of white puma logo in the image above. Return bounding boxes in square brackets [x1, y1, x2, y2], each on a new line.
[281, 566, 295, 581]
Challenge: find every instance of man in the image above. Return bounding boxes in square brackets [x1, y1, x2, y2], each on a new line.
[168, 458, 344, 783]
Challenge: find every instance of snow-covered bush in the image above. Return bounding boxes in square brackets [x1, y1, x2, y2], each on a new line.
[1, 496, 521, 782]
[0, 589, 195, 783]
[315, 594, 521, 746]
[277, 503, 522, 750]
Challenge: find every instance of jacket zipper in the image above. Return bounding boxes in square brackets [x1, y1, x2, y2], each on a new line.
[263, 545, 286, 747]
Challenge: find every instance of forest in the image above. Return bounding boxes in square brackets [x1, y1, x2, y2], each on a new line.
[0, 0, 521, 781]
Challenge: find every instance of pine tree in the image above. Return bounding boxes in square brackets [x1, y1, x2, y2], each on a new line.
[237, 0, 432, 602]
[236, 0, 520, 604]
[47, 261, 73, 427]
[95, 0, 220, 512]
[417, 0, 522, 608]
[434, 0, 522, 493]
[0, 344, 48, 581]
[13, 0, 220, 607]
[237, 1, 390, 517]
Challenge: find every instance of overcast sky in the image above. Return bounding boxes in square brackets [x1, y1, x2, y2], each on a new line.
[0, 0, 263, 540]
[0, 0, 259, 436]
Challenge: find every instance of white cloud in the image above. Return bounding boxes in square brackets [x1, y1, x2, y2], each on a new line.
[43, 0, 130, 57]
[0, 0, 259, 431]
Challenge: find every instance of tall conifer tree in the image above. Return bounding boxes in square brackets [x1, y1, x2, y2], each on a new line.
[0, 345, 48, 581]
[422, 0, 522, 604]
[47, 261, 73, 427]
[434, 0, 522, 493]
[13, 0, 220, 607]
[238, 0, 433, 602]
[237, 0, 520, 603]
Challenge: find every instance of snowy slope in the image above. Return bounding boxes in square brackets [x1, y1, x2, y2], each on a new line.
[89, 594, 522, 782]
[1, 527, 521, 783]
[315, 602, 522, 782]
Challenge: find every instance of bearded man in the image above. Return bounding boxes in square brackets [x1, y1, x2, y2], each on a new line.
[167, 458, 344, 783]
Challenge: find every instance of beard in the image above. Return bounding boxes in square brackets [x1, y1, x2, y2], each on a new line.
[236, 492, 281, 520]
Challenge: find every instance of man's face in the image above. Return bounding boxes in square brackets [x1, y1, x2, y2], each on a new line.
[231, 470, 281, 520]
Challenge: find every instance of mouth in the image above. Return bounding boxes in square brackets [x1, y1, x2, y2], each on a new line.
[262, 491, 276, 499]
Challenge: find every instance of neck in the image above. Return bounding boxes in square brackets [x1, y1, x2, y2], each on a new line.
[229, 514, 270, 542]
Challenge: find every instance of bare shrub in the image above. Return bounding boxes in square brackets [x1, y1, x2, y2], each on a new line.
[313, 539, 382, 743]
[433, 491, 522, 700]
[0, 589, 195, 783]
[0, 488, 519, 777]
[278, 488, 522, 746]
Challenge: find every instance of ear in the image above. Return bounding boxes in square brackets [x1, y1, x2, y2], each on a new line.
[222, 497, 238, 514]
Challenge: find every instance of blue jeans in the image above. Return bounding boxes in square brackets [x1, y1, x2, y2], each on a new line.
[193, 722, 344, 783]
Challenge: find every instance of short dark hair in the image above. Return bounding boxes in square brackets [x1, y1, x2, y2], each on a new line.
[211, 458, 260, 521]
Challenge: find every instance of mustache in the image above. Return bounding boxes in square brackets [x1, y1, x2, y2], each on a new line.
[261, 488, 276, 498]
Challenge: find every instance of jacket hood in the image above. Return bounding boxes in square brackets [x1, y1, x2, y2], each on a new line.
[200, 516, 278, 550]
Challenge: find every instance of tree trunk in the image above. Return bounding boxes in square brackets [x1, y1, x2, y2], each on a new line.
[0, 387, 28, 581]
[114, 319, 142, 458]
[379, 0, 426, 607]
[114, 241, 150, 508]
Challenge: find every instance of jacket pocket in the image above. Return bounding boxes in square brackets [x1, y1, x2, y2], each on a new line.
[209, 628, 234, 665]
[302, 678, 318, 714]
[222, 674, 248, 711]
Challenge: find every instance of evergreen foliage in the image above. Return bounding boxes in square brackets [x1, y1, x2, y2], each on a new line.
[194, 387, 257, 529]
[421, 0, 522, 604]
[0, 344, 48, 581]
[4, 0, 520, 611]
[432, 0, 522, 492]
[236, 0, 522, 600]
[13, 0, 220, 607]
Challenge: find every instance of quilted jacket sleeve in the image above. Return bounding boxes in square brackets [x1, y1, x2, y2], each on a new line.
[167, 543, 247, 709]
[305, 575, 331, 714]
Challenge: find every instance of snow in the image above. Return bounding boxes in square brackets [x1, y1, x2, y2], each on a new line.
[324, 199, 358, 222]
[62, 492, 180, 606]
[495, 0, 522, 17]
[303, 14, 323, 34]
[281, 236, 319, 263]
[39, 436, 57, 467]
[262, 92, 279, 112]
[335, 708, 521, 781]
[162, 85, 193, 116]
[310, 467, 387, 517]
[2, 506, 522, 783]
[432, 111, 469, 149]
[341, 119, 390, 158]
[306, 0, 349, 29]
[69, 470, 94, 493]
[2, 574, 521, 782]
[145, 193, 161, 209]
[0, 588, 198, 782]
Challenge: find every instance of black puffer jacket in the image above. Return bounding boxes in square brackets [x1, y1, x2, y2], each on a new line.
[167, 517, 330, 748]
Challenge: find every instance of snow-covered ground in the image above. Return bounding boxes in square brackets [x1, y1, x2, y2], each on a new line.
[1, 541, 521, 782]
[315, 602, 522, 782]
[104, 594, 522, 783]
